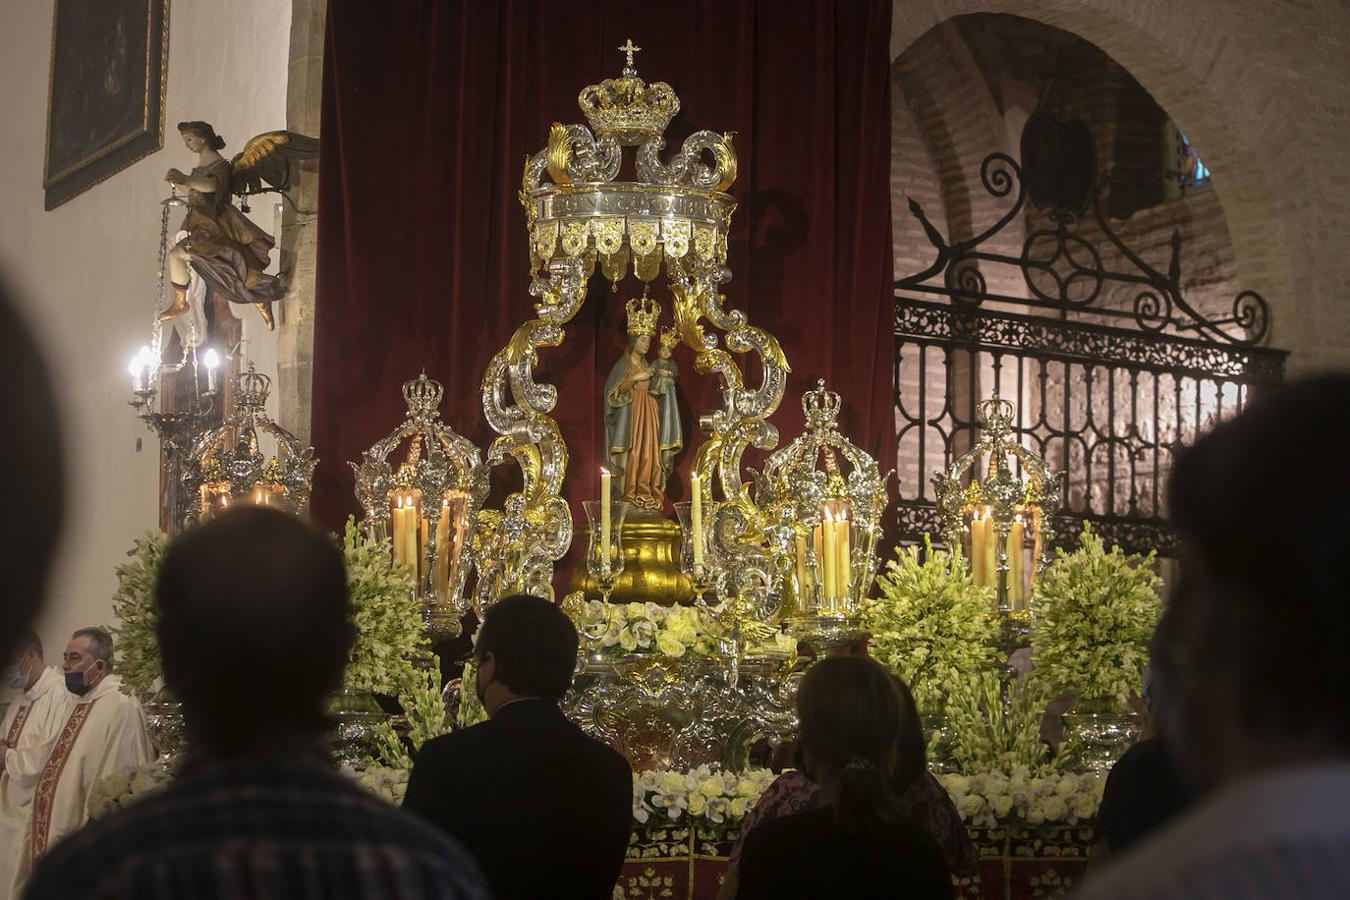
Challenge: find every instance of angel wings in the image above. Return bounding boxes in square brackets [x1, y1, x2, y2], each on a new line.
[228, 131, 319, 211]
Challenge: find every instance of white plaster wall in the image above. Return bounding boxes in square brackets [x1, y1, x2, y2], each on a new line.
[0, 0, 290, 669]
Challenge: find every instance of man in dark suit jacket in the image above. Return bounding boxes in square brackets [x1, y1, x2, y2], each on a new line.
[404, 594, 633, 900]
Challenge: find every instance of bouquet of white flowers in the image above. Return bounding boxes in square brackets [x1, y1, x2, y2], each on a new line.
[109, 531, 170, 696]
[631, 765, 778, 831]
[938, 768, 1104, 829]
[370, 667, 454, 769]
[861, 537, 998, 709]
[87, 760, 173, 819]
[340, 517, 427, 697]
[944, 671, 1054, 774]
[1031, 524, 1161, 703]
[577, 600, 739, 659]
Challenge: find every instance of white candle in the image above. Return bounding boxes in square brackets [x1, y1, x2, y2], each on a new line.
[600, 468, 612, 566]
[821, 507, 838, 606]
[837, 507, 852, 600]
[1007, 517, 1025, 609]
[690, 473, 704, 571]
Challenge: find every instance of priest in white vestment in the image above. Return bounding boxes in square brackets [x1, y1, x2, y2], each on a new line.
[7, 628, 152, 897]
[0, 631, 75, 900]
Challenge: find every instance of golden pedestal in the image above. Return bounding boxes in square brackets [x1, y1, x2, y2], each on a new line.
[570, 508, 691, 605]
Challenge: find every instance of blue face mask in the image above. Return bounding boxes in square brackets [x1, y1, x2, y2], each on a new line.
[3, 666, 26, 691]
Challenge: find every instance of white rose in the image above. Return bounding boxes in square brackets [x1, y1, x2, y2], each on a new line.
[957, 793, 984, 820]
[625, 602, 647, 619]
[706, 797, 729, 823]
[1042, 796, 1067, 821]
[687, 792, 708, 816]
[1071, 793, 1097, 820]
[1026, 803, 1046, 826]
[656, 633, 686, 657]
[991, 793, 1013, 819]
[730, 797, 747, 819]
[1055, 776, 1078, 797]
[619, 628, 638, 652]
[657, 772, 685, 795]
[942, 774, 970, 795]
[632, 620, 657, 649]
[601, 621, 622, 647]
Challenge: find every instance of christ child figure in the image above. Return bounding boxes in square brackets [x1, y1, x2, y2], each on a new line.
[651, 327, 683, 478]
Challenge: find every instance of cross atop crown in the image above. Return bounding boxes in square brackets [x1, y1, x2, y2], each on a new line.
[618, 38, 641, 76]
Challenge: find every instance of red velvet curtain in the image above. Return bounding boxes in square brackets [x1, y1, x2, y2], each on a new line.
[312, 1, 895, 540]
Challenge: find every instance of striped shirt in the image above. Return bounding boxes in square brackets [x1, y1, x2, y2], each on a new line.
[22, 750, 489, 900]
[1076, 763, 1350, 899]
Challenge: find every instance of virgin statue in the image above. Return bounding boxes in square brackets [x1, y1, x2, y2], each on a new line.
[604, 295, 676, 511]
[160, 121, 316, 331]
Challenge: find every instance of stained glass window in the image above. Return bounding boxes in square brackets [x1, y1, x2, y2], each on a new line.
[1177, 132, 1210, 190]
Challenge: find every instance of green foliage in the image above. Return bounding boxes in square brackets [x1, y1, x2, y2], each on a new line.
[340, 517, 426, 696]
[109, 532, 170, 696]
[455, 658, 488, 729]
[1030, 524, 1161, 703]
[369, 667, 457, 769]
[861, 536, 999, 708]
[945, 671, 1054, 774]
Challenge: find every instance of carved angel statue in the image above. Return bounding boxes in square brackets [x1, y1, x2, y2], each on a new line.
[161, 121, 318, 330]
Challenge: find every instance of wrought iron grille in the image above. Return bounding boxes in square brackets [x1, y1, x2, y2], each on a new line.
[893, 138, 1287, 557]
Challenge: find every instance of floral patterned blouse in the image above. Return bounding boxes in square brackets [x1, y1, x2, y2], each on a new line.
[727, 769, 979, 878]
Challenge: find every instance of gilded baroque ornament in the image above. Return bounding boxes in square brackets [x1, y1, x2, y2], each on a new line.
[352, 373, 489, 640]
[475, 44, 788, 606]
[183, 364, 316, 520]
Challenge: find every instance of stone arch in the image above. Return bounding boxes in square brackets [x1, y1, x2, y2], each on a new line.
[890, 0, 1316, 366]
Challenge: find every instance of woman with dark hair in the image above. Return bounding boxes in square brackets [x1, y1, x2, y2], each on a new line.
[735, 656, 954, 899]
[721, 673, 974, 899]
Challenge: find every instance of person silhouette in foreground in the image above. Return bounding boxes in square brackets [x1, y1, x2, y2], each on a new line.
[404, 594, 633, 900]
[23, 507, 488, 900]
[736, 655, 953, 899]
[0, 280, 64, 661]
[1079, 375, 1350, 898]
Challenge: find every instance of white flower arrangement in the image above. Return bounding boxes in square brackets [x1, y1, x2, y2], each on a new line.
[455, 658, 489, 730]
[631, 765, 778, 831]
[1031, 524, 1161, 704]
[860, 537, 998, 709]
[577, 600, 794, 659]
[944, 671, 1052, 774]
[370, 667, 455, 769]
[87, 760, 173, 819]
[109, 531, 171, 696]
[340, 517, 427, 697]
[938, 768, 1104, 830]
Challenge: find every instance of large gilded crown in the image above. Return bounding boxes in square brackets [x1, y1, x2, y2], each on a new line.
[577, 40, 680, 142]
[626, 296, 660, 336]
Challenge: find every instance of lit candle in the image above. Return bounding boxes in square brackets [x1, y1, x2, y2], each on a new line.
[689, 473, 704, 571]
[794, 534, 809, 604]
[969, 512, 987, 586]
[433, 500, 452, 595]
[600, 468, 612, 566]
[821, 507, 838, 607]
[837, 506, 852, 600]
[203, 348, 220, 392]
[981, 509, 998, 590]
[128, 355, 144, 393]
[1007, 516, 1025, 609]
[390, 495, 419, 572]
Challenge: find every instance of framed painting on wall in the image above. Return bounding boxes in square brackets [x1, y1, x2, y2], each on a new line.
[43, 0, 169, 210]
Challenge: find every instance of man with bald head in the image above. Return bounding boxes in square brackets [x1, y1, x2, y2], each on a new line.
[7, 627, 152, 894]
